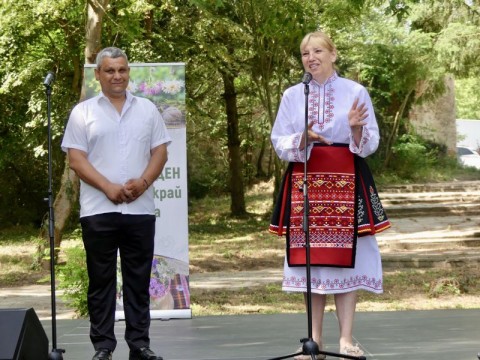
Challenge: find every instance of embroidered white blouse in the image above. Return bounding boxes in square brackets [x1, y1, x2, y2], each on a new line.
[271, 72, 380, 163]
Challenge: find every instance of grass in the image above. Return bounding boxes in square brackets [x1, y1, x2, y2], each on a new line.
[0, 226, 47, 286]
[188, 269, 480, 316]
[1, 179, 480, 316]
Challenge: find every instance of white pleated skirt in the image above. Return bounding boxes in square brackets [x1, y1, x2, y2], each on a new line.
[282, 235, 383, 294]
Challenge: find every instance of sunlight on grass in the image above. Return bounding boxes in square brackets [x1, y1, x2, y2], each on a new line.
[188, 186, 285, 274]
[189, 267, 480, 316]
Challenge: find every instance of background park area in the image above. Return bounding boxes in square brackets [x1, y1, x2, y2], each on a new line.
[1, 0, 480, 318]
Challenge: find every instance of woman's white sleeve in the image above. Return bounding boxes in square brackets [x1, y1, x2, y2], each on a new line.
[271, 90, 312, 163]
[349, 87, 380, 158]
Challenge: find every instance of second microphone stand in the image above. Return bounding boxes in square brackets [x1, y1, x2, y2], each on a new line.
[44, 74, 65, 360]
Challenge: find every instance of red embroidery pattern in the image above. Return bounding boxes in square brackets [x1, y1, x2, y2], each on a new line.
[292, 133, 302, 162]
[289, 171, 355, 250]
[308, 73, 337, 131]
[283, 274, 383, 291]
[361, 127, 370, 148]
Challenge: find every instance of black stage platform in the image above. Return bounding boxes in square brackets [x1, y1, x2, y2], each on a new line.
[41, 309, 480, 360]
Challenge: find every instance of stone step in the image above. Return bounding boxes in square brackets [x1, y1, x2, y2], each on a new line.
[378, 180, 480, 193]
[378, 221, 480, 237]
[380, 235, 480, 269]
[377, 216, 480, 241]
[384, 203, 480, 217]
[376, 214, 480, 269]
[377, 186, 480, 217]
[382, 250, 480, 269]
[380, 191, 480, 205]
[379, 236, 480, 252]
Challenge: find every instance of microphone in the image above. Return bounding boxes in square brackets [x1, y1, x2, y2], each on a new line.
[43, 71, 55, 87]
[302, 72, 312, 84]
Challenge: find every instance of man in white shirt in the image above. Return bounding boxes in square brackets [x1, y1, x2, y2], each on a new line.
[62, 47, 170, 360]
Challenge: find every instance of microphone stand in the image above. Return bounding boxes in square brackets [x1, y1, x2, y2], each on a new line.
[44, 75, 65, 360]
[268, 75, 365, 360]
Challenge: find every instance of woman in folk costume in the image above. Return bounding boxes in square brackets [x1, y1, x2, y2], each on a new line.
[270, 31, 391, 359]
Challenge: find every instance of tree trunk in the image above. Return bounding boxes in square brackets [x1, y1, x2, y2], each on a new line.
[144, 9, 154, 39]
[52, 166, 79, 249]
[220, 70, 246, 216]
[251, 55, 286, 205]
[50, 0, 109, 252]
[384, 89, 413, 168]
[85, 0, 109, 64]
[256, 138, 267, 178]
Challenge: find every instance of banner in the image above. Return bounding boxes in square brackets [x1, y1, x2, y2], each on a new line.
[83, 63, 191, 320]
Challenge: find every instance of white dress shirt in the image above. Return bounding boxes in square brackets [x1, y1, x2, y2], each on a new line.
[61, 91, 171, 217]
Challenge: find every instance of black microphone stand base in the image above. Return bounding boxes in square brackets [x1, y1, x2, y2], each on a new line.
[269, 338, 320, 360]
[268, 337, 366, 360]
[49, 348, 65, 360]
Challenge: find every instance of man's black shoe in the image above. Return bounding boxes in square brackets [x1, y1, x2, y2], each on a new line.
[129, 347, 163, 360]
[92, 348, 112, 360]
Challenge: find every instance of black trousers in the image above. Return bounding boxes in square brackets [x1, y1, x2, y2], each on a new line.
[80, 213, 156, 351]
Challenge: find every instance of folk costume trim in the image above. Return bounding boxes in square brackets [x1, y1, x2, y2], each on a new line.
[292, 133, 304, 163]
[355, 155, 391, 235]
[283, 273, 383, 292]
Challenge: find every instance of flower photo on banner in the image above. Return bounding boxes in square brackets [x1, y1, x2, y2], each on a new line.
[85, 64, 186, 128]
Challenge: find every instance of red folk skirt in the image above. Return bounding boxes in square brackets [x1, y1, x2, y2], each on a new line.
[269, 144, 391, 268]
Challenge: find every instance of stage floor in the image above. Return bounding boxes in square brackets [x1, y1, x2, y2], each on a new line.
[42, 309, 480, 360]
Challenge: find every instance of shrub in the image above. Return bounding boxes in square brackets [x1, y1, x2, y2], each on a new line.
[57, 246, 89, 317]
[389, 134, 439, 180]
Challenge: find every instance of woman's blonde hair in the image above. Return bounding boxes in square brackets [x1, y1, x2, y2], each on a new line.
[300, 31, 336, 54]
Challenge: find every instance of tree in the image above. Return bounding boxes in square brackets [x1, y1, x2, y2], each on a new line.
[0, 0, 86, 229]
[185, 0, 255, 215]
[322, 1, 454, 168]
[185, 0, 318, 208]
[51, 0, 111, 251]
[383, 0, 480, 164]
[3, 0, 479, 230]
[234, 0, 316, 200]
[456, 78, 480, 119]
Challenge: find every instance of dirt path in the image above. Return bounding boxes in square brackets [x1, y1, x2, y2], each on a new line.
[0, 285, 76, 320]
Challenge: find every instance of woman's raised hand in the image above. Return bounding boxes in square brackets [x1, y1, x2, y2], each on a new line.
[348, 98, 368, 131]
[299, 121, 332, 150]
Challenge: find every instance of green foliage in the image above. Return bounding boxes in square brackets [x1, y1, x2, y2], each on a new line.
[2, 0, 480, 224]
[184, 0, 319, 198]
[427, 277, 461, 297]
[387, 134, 439, 180]
[455, 78, 480, 119]
[407, 0, 480, 78]
[334, 6, 445, 161]
[56, 245, 89, 317]
[0, 0, 85, 228]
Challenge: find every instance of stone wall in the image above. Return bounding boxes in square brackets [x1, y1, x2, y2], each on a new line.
[408, 75, 457, 154]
